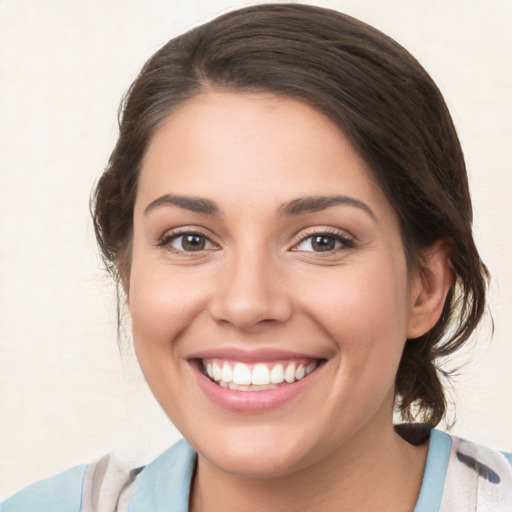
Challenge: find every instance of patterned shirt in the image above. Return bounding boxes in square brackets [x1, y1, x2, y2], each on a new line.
[2, 430, 511, 511]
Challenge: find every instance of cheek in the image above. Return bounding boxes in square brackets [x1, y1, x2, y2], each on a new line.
[300, 260, 410, 364]
[128, 262, 206, 351]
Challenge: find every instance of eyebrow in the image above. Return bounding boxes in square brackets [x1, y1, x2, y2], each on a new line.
[143, 193, 376, 221]
[278, 195, 376, 221]
[144, 194, 221, 216]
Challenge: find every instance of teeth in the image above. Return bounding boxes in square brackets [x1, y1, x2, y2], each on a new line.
[270, 364, 284, 384]
[221, 364, 233, 383]
[228, 382, 279, 391]
[305, 361, 317, 375]
[251, 364, 270, 385]
[212, 363, 222, 381]
[233, 363, 252, 385]
[284, 363, 296, 383]
[204, 359, 319, 389]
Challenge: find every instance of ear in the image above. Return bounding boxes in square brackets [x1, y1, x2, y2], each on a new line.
[407, 240, 455, 339]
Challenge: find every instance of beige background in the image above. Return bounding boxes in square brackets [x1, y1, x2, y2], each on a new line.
[1, 0, 511, 499]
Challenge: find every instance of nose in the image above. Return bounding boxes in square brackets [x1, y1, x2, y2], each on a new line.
[208, 248, 293, 331]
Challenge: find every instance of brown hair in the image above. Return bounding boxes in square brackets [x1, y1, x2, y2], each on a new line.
[91, 3, 489, 427]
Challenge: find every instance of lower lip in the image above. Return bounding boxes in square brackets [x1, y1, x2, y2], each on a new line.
[193, 364, 321, 413]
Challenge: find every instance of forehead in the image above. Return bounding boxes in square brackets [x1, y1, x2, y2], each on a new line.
[137, 91, 389, 217]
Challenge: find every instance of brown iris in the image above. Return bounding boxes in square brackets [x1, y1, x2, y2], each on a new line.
[182, 234, 206, 251]
[311, 235, 336, 252]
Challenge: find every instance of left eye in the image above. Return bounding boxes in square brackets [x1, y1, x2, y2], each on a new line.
[294, 234, 348, 252]
[168, 233, 213, 252]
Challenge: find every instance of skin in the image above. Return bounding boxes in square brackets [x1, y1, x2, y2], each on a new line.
[128, 92, 453, 511]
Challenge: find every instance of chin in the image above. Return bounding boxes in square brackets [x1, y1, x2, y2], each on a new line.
[192, 425, 318, 479]
[206, 447, 308, 479]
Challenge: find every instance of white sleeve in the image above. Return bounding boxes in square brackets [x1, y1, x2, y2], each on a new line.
[440, 436, 512, 512]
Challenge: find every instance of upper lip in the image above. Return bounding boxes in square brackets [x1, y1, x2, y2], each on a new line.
[187, 347, 323, 363]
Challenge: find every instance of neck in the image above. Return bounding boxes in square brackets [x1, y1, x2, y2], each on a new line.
[189, 422, 428, 512]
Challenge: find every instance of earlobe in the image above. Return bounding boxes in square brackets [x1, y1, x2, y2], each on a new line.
[407, 240, 455, 339]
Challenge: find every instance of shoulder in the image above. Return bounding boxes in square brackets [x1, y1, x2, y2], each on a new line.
[440, 432, 512, 512]
[0, 464, 88, 512]
[0, 439, 196, 512]
[0, 454, 133, 512]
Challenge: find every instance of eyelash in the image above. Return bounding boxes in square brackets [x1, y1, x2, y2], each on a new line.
[156, 228, 355, 255]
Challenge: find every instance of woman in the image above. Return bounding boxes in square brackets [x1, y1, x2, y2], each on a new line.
[2, 3, 510, 511]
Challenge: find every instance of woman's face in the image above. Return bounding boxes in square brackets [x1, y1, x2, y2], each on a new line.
[129, 92, 423, 477]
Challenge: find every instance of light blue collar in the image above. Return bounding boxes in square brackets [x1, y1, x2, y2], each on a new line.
[128, 439, 196, 512]
[414, 429, 451, 512]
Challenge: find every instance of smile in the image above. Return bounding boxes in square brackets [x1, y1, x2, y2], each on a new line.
[190, 351, 326, 412]
[201, 359, 320, 391]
